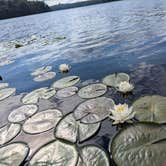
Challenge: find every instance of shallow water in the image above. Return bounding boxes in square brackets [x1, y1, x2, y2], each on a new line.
[0, 0, 166, 164]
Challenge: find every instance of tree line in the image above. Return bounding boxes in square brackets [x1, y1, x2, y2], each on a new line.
[0, 0, 51, 20]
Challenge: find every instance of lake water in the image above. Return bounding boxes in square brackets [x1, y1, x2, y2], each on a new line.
[0, 0, 166, 96]
[0, 0, 166, 164]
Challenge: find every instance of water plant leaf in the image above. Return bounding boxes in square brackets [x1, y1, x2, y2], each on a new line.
[52, 76, 80, 89]
[74, 97, 114, 123]
[29, 140, 78, 166]
[111, 123, 166, 166]
[31, 66, 52, 76]
[56, 86, 78, 98]
[22, 87, 56, 104]
[0, 88, 16, 101]
[77, 145, 110, 166]
[0, 83, 9, 89]
[23, 109, 63, 134]
[102, 73, 130, 87]
[33, 72, 56, 82]
[0, 123, 21, 145]
[78, 83, 107, 99]
[0, 142, 29, 166]
[132, 95, 166, 123]
[55, 113, 100, 143]
[8, 104, 38, 123]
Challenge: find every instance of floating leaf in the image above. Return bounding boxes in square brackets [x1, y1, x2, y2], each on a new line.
[111, 123, 166, 166]
[74, 97, 114, 123]
[0, 83, 9, 89]
[77, 145, 110, 166]
[29, 140, 78, 166]
[78, 83, 107, 99]
[0, 142, 29, 166]
[102, 73, 129, 87]
[132, 95, 166, 123]
[0, 123, 21, 145]
[31, 66, 52, 76]
[55, 113, 100, 143]
[56, 86, 78, 98]
[8, 104, 38, 123]
[22, 87, 56, 104]
[52, 76, 80, 89]
[23, 109, 63, 134]
[0, 88, 16, 101]
[33, 72, 56, 82]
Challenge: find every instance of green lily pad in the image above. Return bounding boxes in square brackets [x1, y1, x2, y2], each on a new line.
[132, 95, 166, 123]
[23, 109, 63, 134]
[0, 142, 29, 166]
[0, 83, 9, 89]
[33, 72, 56, 82]
[102, 73, 130, 87]
[78, 83, 107, 99]
[74, 97, 114, 123]
[8, 104, 38, 123]
[55, 113, 100, 143]
[111, 123, 166, 166]
[52, 76, 80, 89]
[0, 123, 21, 145]
[0, 88, 16, 101]
[77, 145, 110, 166]
[22, 87, 56, 104]
[56, 86, 78, 98]
[29, 140, 78, 166]
[31, 66, 52, 76]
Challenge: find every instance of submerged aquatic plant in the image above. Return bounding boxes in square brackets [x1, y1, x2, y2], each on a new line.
[116, 81, 134, 94]
[109, 104, 135, 125]
[59, 64, 70, 73]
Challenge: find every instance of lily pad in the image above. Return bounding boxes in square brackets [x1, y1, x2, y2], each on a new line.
[74, 97, 114, 123]
[31, 66, 52, 76]
[78, 83, 107, 99]
[56, 86, 78, 98]
[102, 73, 130, 87]
[0, 88, 16, 101]
[23, 109, 63, 134]
[29, 140, 78, 166]
[0, 142, 29, 166]
[52, 76, 80, 89]
[0, 123, 21, 145]
[22, 87, 56, 104]
[111, 123, 166, 166]
[33, 72, 56, 82]
[55, 113, 100, 143]
[0, 83, 9, 89]
[8, 104, 38, 123]
[132, 95, 166, 123]
[77, 145, 110, 166]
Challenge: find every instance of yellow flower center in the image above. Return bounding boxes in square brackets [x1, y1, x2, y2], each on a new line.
[115, 105, 126, 112]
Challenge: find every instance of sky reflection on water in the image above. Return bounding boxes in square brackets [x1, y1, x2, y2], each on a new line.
[0, 0, 166, 96]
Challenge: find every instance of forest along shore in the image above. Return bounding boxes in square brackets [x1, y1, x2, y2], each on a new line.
[0, 0, 50, 20]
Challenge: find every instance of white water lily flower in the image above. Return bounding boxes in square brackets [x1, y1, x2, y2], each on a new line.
[59, 64, 70, 73]
[117, 81, 134, 93]
[109, 104, 135, 124]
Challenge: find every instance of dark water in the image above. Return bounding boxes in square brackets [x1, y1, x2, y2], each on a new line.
[0, 0, 166, 164]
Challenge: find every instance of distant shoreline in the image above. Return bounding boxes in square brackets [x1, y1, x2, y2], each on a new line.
[51, 0, 119, 11]
[0, 0, 50, 20]
[0, 0, 119, 20]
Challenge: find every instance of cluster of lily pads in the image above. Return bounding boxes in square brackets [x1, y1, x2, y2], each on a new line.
[0, 70, 165, 166]
[31, 66, 56, 82]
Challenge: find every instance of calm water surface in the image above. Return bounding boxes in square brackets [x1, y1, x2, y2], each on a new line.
[0, 0, 166, 163]
[0, 0, 166, 96]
